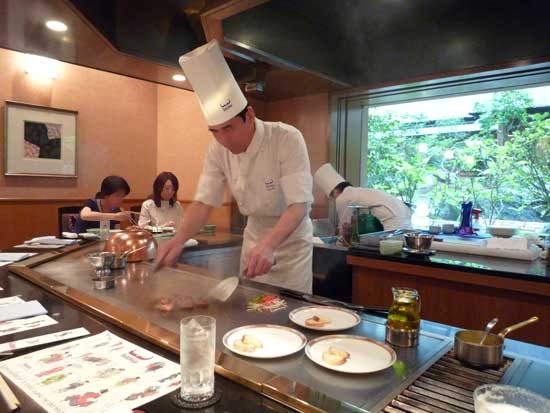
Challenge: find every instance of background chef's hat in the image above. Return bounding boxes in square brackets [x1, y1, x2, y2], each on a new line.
[179, 40, 247, 126]
[314, 163, 346, 197]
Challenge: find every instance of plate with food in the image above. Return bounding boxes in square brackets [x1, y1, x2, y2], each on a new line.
[305, 335, 396, 374]
[289, 306, 361, 331]
[223, 324, 306, 359]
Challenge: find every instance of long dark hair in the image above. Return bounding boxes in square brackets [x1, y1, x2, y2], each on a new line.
[152, 172, 179, 207]
[95, 176, 131, 199]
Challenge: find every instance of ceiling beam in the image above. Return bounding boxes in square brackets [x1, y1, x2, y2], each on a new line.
[200, 0, 269, 62]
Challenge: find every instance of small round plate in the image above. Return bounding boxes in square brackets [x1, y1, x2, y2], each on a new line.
[305, 335, 396, 374]
[289, 306, 361, 331]
[403, 247, 436, 255]
[223, 324, 307, 359]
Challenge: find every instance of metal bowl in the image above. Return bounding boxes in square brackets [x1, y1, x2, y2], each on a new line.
[404, 233, 434, 251]
[103, 229, 157, 262]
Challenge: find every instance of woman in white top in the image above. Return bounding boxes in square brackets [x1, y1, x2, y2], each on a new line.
[139, 172, 183, 229]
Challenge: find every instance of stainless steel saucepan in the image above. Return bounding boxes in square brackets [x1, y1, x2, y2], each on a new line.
[455, 316, 539, 368]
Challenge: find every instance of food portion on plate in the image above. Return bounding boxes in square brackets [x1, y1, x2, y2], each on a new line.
[289, 306, 361, 331]
[232, 334, 263, 353]
[305, 315, 332, 328]
[223, 324, 307, 359]
[322, 346, 350, 366]
[246, 294, 287, 313]
[153, 295, 209, 312]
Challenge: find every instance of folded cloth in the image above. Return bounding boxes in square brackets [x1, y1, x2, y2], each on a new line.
[312, 236, 325, 245]
[25, 236, 77, 246]
[486, 237, 529, 251]
[183, 238, 199, 248]
[0, 300, 48, 322]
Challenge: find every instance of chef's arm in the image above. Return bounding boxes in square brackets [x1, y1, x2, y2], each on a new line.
[154, 201, 212, 268]
[262, 202, 307, 249]
[244, 202, 307, 277]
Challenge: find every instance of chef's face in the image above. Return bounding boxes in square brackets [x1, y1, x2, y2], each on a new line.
[161, 179, 175, 201]
[208, 107, 255, 154]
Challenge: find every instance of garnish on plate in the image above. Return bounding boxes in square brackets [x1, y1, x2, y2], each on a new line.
[246, 294, 287, 313]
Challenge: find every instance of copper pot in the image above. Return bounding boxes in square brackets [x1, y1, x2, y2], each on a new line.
[103, 229, 157, 262]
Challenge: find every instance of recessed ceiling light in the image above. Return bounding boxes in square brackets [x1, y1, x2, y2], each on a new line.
[172, 74, 186, 82]
[46, 20, 68, 32]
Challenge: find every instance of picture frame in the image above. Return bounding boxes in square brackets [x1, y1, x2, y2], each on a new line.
[4, 101, 78, 178]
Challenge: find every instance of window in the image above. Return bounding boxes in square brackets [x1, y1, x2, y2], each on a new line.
[365, 86, 550, 231]
[331, 63, 550, 232]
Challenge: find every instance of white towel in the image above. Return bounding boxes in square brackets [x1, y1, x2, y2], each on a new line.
[486, 237, 529, 251]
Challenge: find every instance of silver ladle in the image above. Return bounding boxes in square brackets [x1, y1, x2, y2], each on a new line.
[479, 317, 499, 345]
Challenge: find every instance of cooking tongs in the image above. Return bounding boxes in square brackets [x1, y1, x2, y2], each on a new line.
[280, 289, 388, 318]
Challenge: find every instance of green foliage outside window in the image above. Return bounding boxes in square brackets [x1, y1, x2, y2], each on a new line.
[366, 90, 550, 225]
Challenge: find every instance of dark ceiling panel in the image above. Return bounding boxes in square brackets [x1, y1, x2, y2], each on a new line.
[225, 0, 550, 87]
[69, 0, 201, 67]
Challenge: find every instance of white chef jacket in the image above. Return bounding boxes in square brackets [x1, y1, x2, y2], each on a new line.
[195, 118, 314, 293]
[336, 187, 412, 232]
[138, 199, 183, 228]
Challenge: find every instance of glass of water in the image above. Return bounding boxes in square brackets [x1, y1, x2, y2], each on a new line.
[180, 315, 216, 402]
[474, 384, 550, 413]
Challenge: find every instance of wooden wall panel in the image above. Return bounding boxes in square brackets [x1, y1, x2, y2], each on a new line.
[0, 199, 231, 249]
[350, 259, 550, 347]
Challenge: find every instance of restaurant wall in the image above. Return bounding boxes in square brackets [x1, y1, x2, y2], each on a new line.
[264, 93, 331, 218]
[0, 47, 330, 248]
[0, 47, 227, 248]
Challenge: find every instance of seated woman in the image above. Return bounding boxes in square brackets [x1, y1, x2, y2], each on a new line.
[75, 175, 132, 233]
[138, 172, 183, 229]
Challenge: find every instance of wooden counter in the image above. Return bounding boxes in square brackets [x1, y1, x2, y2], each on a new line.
[348, 253, 550, 346]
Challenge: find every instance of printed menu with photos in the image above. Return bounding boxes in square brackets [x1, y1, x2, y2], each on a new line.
[0, 330, 181, 413]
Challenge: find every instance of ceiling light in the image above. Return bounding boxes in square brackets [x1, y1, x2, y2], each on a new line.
[172, 74, 186, 82]
[46, 20, 68, 32]
[24, 54, 60, 79]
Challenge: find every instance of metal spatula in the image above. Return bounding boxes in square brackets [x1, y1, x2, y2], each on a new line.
[208, 276, 239, 302]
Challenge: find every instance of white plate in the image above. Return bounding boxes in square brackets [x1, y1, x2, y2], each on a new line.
[289, 306, 361, 331]
[223, 324, 307, 359]
[305, 335, 396, 374]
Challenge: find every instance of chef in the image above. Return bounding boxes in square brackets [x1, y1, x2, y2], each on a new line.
[155, 40, 314, 293]
[314, 163, 412, 232]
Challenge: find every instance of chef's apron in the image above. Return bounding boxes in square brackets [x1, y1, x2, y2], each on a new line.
[240, 215, 313, 294]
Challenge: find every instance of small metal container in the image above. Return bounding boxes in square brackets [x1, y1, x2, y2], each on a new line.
[386, 327, 419, 347]
[110, 255, 127, 270]
[455, 316, 539, 368]
[404, 233, 433, 251]
[87, 252, 116, 275]
[92, 276, 115, 290]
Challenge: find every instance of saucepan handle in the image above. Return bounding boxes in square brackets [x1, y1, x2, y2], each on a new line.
[498, 316, 539, 338]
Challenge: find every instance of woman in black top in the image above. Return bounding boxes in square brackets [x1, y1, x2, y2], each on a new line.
[74, 176, 133, 233]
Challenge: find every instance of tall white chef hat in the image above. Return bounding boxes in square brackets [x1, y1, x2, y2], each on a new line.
[314, 163, 346, 197]
[179, 40, 248, 126]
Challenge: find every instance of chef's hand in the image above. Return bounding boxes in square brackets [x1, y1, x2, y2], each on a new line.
[154, 238, 183, 270]
[244, 242, 275, 278]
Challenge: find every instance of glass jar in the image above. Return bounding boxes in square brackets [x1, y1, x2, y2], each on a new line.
[386, 287, 421, 347]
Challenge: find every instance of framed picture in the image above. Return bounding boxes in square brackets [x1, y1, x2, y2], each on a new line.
[4, 101, 78, 177]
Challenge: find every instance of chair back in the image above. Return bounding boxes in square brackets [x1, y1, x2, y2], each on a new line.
[58, 206, 82, 237]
